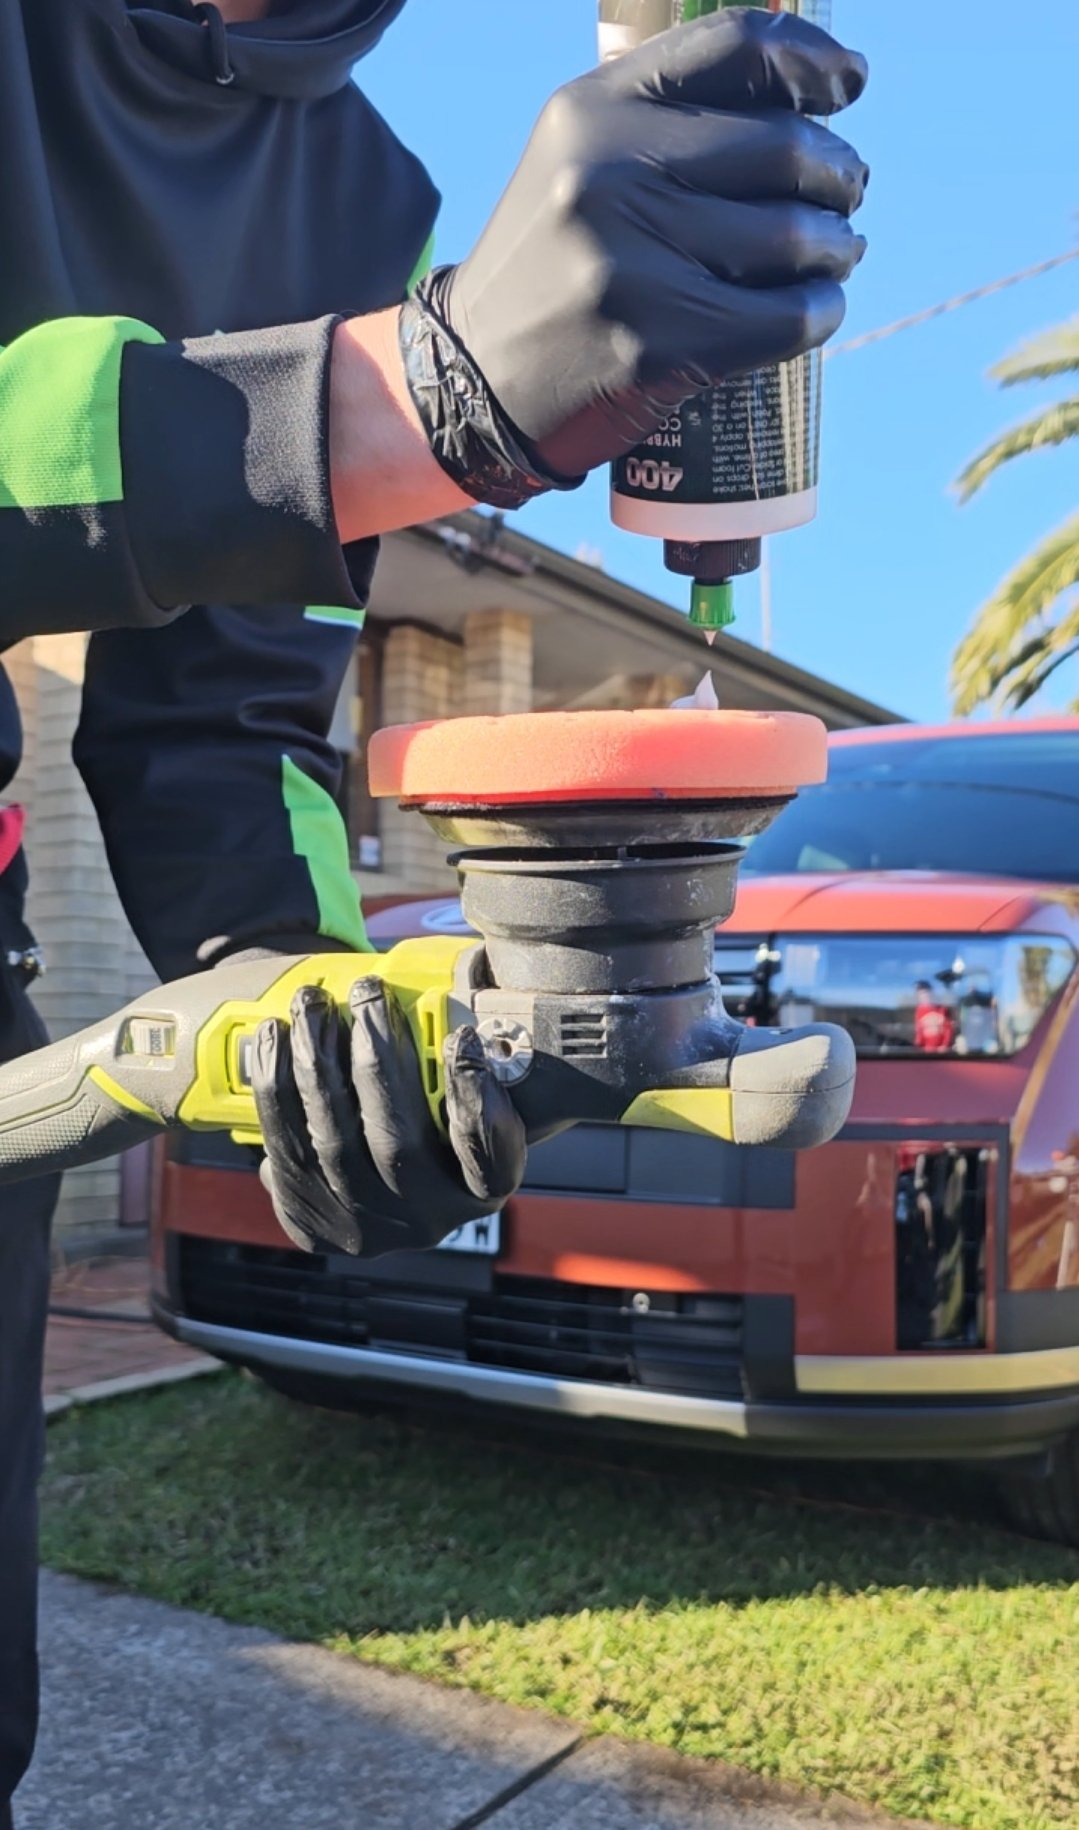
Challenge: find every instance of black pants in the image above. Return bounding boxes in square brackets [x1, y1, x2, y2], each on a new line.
[0, 966, 60, 1815]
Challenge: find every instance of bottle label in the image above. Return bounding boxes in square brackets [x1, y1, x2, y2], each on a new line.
[615, 355, 820, 510]
[597, 22, 643, 59]
[600, 0, 832, 516]
[597, 0, 832, 51]
[597, 2, 688, 51]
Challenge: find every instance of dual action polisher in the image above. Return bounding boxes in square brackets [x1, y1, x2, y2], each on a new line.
[0, 710, 855, 1186]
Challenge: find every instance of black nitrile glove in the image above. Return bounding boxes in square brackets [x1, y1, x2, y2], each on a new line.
[399, 6, 868, 506]
[252, 979, 527, 1258]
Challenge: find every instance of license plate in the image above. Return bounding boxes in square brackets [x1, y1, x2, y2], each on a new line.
[436, 1214, 501, 1255]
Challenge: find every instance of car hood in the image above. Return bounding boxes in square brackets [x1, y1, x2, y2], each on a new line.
[364, 872, 1079, 947]
[365, 895, 475, 947]
[726, 871, 1079, 935]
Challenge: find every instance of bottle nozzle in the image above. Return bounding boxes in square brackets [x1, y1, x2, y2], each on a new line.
[689, 580, 735, 640]
[666, 538, 760, 644]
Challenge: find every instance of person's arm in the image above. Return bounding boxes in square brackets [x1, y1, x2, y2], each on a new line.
[0, 310, 458, 646]
[2, 11, 868, 649]
[328, 310, 471, 542]
[71, 477, 528, 1260]
[73, 602, 369, 985]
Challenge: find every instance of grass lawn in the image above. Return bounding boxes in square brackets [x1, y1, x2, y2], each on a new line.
[41, 1373, 1079, 1830]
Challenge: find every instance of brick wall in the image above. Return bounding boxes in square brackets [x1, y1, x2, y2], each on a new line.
[462, 608, 533, 716]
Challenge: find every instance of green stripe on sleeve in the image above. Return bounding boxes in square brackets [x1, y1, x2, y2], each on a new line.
[407, 230, 437, 297]
[281, 754, 371, 952]
[0, 316, 164, 510]
[303, 605, 366, 629]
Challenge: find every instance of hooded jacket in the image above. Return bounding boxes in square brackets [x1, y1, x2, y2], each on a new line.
[0, 0, 438, 977]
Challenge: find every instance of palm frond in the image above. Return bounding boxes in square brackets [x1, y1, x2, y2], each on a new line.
[954, 398, 1079, 502]
[950, 513, 1079, 713]
[1011, 643, 1079, 709]
[989, 316, 1079, 388]
[993, 601, 1079, 709]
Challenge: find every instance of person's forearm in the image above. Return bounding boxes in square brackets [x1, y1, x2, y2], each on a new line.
[329, 309, 472, 545]
[0, 307, 480, 646]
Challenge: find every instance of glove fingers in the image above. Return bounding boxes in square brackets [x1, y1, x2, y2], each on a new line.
[608, 269, 845, 417]
[443, 1026, 527, 1206]
[252, 1014, 315, 1172]
[629, 187, 866, 288]
[638, 109, 869, 217]
[256, 1154, 317, 1256]
[287, 986, 384, 1216]
[615, 9, 867, 117]
[556, 271, 846, 473]
[252, 1016, 329, 1254]
[686, 273, 846, 379]
[348, 977, 450, 1206]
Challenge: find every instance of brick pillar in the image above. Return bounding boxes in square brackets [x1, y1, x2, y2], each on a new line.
[462, 610, 533, 717]
[643, 671, 690, 708]
[558, 670, 690, 712]
[378, 625, 461, 892]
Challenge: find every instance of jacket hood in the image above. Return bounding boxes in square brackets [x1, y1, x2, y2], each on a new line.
[126, 0, 409, 100]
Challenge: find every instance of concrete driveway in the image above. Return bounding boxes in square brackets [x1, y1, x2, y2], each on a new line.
[16, 1572, 923, 1830]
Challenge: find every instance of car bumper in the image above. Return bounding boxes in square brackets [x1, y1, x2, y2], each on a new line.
[155, 1300, 1079, 1462]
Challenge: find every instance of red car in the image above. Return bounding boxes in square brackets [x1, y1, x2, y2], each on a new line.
[152, 717, 1079, 1543]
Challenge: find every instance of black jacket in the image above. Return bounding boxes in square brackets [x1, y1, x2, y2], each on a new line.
[0, 0, 438, 977]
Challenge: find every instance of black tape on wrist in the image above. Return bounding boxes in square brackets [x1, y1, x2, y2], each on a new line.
[399, 269, 584, 512]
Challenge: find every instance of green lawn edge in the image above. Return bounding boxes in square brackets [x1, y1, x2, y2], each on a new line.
[40, 1374, 1079, 1830]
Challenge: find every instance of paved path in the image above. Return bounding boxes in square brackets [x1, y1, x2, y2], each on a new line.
[44, 1253, 215, 1412]
[17, 1574, 922, 1830]
[35, 1264, 925, 1828]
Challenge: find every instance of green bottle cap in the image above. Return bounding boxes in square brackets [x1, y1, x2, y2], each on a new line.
[689, 581, 735, 632]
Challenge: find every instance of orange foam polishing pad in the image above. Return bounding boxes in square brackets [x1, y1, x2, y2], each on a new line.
[368, 710, 827, 804]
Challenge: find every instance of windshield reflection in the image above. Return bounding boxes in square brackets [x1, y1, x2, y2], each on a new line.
[715, 934, 1075, 1058]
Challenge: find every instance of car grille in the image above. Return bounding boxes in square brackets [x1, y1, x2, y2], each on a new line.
[178, 1238, 746, 1399]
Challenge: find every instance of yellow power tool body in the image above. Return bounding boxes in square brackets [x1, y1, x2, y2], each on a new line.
[0, 716, 860, 1188]
[0, 926, 853, 1189]
[0, 942, 466, 1183]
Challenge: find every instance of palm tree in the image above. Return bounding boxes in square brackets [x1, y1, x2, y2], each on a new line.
[950, 315, 1079, 713]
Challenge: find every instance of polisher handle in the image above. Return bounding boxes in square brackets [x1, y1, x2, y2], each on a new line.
[0, 941, 470, 1187]
[621, 1023, 856, 1151]
[0, 1024, 164, 1184]
[0, 948, 855, 1186]
[726, 1023, 857, 1148]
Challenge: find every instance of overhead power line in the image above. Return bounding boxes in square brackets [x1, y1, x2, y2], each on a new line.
[758, 244, 1079, 652]
[825, 245, 1079, 359]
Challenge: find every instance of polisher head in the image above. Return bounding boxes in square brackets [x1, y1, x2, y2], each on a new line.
[366, 710, 854, 1149]
[367, 709, 826, 849]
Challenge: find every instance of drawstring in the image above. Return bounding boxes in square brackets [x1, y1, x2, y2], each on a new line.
[193, 2, 235, 86]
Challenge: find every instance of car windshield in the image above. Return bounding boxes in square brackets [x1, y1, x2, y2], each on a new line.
[741, 730, 1079, 886]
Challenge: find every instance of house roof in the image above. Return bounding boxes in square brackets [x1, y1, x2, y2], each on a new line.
[368, 510, 904, 731]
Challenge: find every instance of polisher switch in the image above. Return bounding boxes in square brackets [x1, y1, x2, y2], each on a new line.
[369, 710, 855, 1152]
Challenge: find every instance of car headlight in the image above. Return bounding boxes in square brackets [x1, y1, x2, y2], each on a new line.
[714, 933, 1076, 1058]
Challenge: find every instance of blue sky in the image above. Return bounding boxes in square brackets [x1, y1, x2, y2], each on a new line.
[361, 2, 1079, 722]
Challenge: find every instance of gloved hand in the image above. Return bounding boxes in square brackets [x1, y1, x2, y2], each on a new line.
[399, 6, 867, 505]
[252, 978, 527, 1258]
